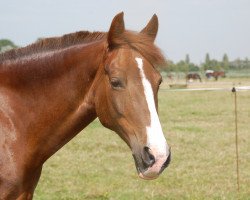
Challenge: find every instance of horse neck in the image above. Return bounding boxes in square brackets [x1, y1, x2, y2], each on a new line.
[2, 40, 107, 164]
[1, 41, 105, 88]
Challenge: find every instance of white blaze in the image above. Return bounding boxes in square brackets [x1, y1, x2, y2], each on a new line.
[135, 57, 167, 155]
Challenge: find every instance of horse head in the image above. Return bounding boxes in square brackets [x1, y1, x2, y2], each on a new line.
[94, 12, 171, 180]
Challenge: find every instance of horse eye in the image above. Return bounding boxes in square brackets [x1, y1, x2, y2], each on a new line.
[110, 78, 122, 89]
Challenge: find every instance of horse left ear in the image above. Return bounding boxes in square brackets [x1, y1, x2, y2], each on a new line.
[140, 14, 158, 42]
[108, 12, 125, 48]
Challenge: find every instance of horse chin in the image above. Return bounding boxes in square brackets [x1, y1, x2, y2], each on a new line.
[138, 171, 159, 180]
[137, 162, 164, 180]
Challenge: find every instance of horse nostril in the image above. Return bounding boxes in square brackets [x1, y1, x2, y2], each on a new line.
[142, 146, 155, 168]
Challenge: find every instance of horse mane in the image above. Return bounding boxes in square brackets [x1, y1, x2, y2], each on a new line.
[0, 31, 106, 62]
[0, 30, 166, 66]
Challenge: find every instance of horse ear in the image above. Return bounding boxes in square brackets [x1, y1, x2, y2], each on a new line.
[108, 12, 125, 48]
[140, 14, 158, 42]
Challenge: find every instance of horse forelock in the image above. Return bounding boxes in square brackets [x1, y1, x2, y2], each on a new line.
[110, 31, 166, 67]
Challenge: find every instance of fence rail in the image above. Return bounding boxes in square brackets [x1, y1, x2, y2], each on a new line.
[160, 85, 250, 92]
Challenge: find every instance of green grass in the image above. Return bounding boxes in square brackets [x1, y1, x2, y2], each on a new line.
[227, 70, 250, 78]
[34, 80, 250, 199]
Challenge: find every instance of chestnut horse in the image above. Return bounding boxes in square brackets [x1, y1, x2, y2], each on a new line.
[0, 13, 171, 199]
[205, 70, 226, 81]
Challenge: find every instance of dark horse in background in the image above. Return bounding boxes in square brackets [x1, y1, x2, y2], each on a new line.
[205, 70, 226, 81]
[0, 13, 171, 199]
[186, 72, 202, 82]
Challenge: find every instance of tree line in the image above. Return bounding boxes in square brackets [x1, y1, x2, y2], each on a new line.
[163, 53, 250, 73]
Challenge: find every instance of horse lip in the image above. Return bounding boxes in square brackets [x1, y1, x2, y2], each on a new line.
[132, 154, 159, 180]
[138, 172, 159, 180]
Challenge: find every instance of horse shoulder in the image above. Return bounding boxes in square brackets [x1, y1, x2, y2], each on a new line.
[0, 102, 40, 199]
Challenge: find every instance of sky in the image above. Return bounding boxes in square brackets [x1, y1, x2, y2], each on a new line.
[0, 0, 249, 64]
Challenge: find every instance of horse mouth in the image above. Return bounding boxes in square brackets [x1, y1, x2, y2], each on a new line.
[132, 154, 156, 180]
[132, 156, 154, 180]
[132, 152, 171, 180]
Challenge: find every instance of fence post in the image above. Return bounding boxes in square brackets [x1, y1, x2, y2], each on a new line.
[232, 87, 240, 192]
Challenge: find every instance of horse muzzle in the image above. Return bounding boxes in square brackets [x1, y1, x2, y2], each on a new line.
[132, 146, 171, 180]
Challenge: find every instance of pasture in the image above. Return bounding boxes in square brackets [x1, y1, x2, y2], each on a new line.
[34, 78, 249, 199]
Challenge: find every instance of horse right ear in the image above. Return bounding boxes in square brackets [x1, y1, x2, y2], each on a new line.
[140, 14, 158, 42]
[107, 12, 125, 49]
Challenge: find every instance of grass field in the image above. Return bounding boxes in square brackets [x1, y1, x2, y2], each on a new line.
[34, 78, 250, 199]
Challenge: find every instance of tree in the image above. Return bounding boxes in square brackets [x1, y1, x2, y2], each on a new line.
[163, 60, 175, 72]
[189, 63, 199, 71]
[210, 59, 221, 71]
[0, 39, 17, 53]
[222, 53, 229, 71]
[203, 53, 211, 70]
[185, 54, 190, 65]
[244, 57, 250, 69]
[205, 53, 210, 65]
[176, 60, 187, 72]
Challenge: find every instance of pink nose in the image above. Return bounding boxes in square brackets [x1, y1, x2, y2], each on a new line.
[139, 150, 171, 180]
[160, 150, 171, 173]
[133, 146, 171, 180]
